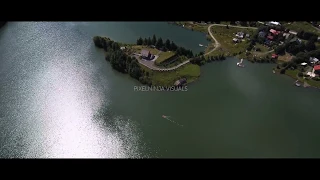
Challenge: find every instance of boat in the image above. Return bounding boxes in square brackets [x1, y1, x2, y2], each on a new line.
[273, 70, 275, 73]
[237, 59, 245, 67]
[295, 80, 301, 87]
[199, 44, 203, 47]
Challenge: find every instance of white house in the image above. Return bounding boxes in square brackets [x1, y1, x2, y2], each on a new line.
[310, 57, 319, 64]
[236, 32, 245, 39]
[269, 21, 281, 26]
[233, 38, 239, 43]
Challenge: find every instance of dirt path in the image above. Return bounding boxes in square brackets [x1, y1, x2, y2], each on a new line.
[138, 24, 258, 71]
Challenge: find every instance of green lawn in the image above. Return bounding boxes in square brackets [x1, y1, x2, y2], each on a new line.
[277, 52, 293, 62]
[174, 22, 208, 33]
[285, 69, 300, 79]
[254, 44, 269, 52]
[163, 56, 188, 68]
[155, 51, 176, 64]
[131, 45, 159, 55]
[145, 64, 200, 86]
[206, 26, 256, 57]
[284, 69, 320, 88]
[305, 79, 320, 88]
[283, 21, 320, 36]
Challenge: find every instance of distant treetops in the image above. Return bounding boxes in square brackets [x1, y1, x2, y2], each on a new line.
[136, 34, 194, 58]
[93, 36, 149, 84]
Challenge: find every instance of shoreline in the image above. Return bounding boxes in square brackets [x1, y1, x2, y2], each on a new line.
[170, 22, 320, 90]
[94, 36, 200, 87]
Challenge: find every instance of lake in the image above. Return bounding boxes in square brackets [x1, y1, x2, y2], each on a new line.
[0, 22, 319, 158]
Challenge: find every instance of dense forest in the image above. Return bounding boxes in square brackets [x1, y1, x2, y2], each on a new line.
[93, 36, 152, 85]
[136, 35, 194, 58]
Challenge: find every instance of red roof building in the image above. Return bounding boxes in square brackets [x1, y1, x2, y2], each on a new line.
[314, 65, 320, 71]
[267, 35, 274, 40]
[270, 29, 277, 34]
[272, 54, 278, 58]
[269, 29, 280, 35]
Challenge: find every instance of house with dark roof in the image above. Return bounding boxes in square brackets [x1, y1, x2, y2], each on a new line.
[174, 78, 187, 86]
[258, 31, 267, 38]
[265, 39, 272, 46]
[141, 49, 154, 60]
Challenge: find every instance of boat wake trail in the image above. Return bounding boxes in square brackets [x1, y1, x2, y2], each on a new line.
[162, 115, 184, 127]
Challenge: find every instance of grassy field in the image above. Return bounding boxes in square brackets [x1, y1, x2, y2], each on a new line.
[277, 52, 293, 62]
[283, 21, 320, 36]
[207, 26, 256, 58]
[305, 79, 320, 88]
[131, 45, 159, 55]
[285, 69, 300, 79]
[140, 63, 200, 86]
[173, 22, 208, 33]
[284, 69, 320, 88]
[254, 44, 269, 52]
[162, 56, 188, 68]
[155, 51, 176, 64]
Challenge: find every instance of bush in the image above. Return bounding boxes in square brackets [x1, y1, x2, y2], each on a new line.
[277, 65, 281, 69]
[281, 62, 288, 67]
[280, 69, 286, 74]
[298, 72, 303, 77]
[312, 77, 320, 81]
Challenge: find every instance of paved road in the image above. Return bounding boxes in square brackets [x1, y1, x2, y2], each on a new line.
[137, 24, 258, 71]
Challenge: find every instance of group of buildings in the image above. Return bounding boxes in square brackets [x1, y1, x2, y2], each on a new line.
[232, 32, 250, 43]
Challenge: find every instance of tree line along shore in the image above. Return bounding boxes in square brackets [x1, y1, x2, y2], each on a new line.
[93, 35, 218, 86]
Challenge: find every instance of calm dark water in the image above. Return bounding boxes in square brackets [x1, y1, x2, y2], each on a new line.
[0, 22, 319, 158]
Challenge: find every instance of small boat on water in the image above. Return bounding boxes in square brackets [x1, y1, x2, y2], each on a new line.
[199, 44, 203, 47]
[295, 80, 301, 87]
[273, 70, 276, 73]
[237, 59, 245, 67]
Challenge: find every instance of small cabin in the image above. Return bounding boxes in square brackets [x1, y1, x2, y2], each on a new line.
[272, 54, 278, 59]
[174, 78, 187, 86]
[314, 65, 320, 74]
[310, 57, 319, 64]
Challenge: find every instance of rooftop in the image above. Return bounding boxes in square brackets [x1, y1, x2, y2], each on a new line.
[267, 35, 274, 40]
[314, 65, 320, 70]
[141, 49, 150, 56]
